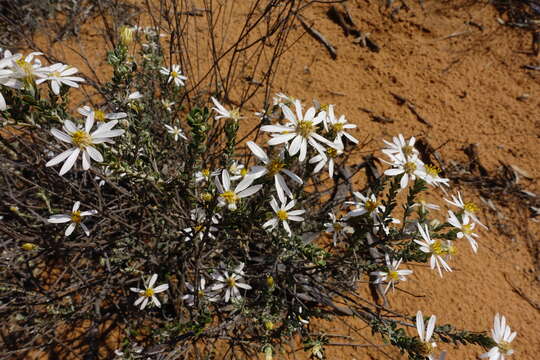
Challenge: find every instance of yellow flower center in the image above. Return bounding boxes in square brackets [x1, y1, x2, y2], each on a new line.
[194, 225, 205, 232]
[16, 59, 34, 79]
[364, 199, 379, 213]
[463, 202, 478, 213]
[171, 71, 178, 78]
[276, 210, 288, 221]
[266, 276, 275, 288]
[497, 341, 512, 354]
[267, 159, 285, 176]
[445, 243, 458, 256]
[143, 288, 154, 297]
[94, 110, 106, 122]
[297, 120, 315, 138]
[197, 289, 205, 297]
[333, 222, 343, 231]
[22, 243, 37, 251]
[240, 168, 248, 177]
[264, 320, 274, 330]
[226, 277, 236, 288]
[201, 169, 210, 177]
[71, 130, 92, 148]
[431, 240, 445, 256]
[462, 223, 473, 235]
[320, 104, 329, 112]
[425, 164, 441, 177]
[230, 108, 241, 120]
[417, 341, 435, 356]
[51, 71, 62, 78]
[326, 147, 338, 158]
[220, 190, 238, 204]
[404, 161, 417, 174]
[388, 270, 399, 280]
[402, 145, 415, 156]
[70, 211, 82, 223]
[201, 192, 213, 202]
[332, 123, 344, 132]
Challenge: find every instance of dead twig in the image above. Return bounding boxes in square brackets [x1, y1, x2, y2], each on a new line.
[504, 273, 540, 312]
[327, 5, 380, 52]
[296, 14, 337, 59]
[390, 92, 432, 127]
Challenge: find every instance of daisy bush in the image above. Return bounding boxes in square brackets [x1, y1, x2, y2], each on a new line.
[0, 21, 517, 360]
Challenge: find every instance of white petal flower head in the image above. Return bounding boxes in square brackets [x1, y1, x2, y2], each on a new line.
[195, 168, 220, 183]
[215, 169, 262, 210]
[445, 191, 487, 229]
[36, 63, 85, 95]
[272, 92, 296, 106]
[422, 163, 449, 187]
[12, 52, 46, 82]
[262, 196, 305, 237]
[414, 223, 452, 277]
[47, 201, 97, 237]
[326, 104, 358, 145]
[130, 273, 169, 310]
[447, 210, 479, 253]
[260, 99, 334, 162]
[324, 212, 354, 245]
[183, 207, 220, 241]
[412, 198, 440, 213]
[246, 141, 303, 203]
[165, 124, 187, 142]
[480, 313, 516, 360]
[46, 114, 125, 175]
[416, 311, 438, 360]
[228, 160, 248, 181]
[78, 105, 127, 123]
[309, 141, 344, 178]
[345, 192, 385, 220]
[182, 277, 219, 306]
[384, 152, 426, 189]
[160, 64, 187, 87]
[382, 134, 418, 159]
[211, 97, 242, 121]
[370, 253, 413, 294]
[210, 263, 252, 303]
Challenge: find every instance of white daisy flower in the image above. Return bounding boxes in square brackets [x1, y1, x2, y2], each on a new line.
[47, 201, 97, 236]
[445, 191, 487, 229]
[46, 114, 124, 175]
[246, 141, 303, 202]
[414, 223, 452, 277]
[345, 192, 385, 220]
[195, 168, 220, 183]
[12, 51, 46, 82]
[215, 169, 262, 210]
[211, 97, 242, 121]
[260, 99, 334, 162]
[480, 313, 517, 360]
[210, 262, 252, 303]
[309, 141, 344, 178]
[182, 277, 219, 306]
[384, 152, 426, 189]
[228, 160, 248, 181]
[129, 273, 169, 310]
[422, 164, 450, 187]
[165, 124, 187, 141]
[324, 212, 354, 245]
[161, 99, 175, 112]
[262, 196, 305, 237]
[78, 105, 127, 123]
[325, 104, 358, 145]
[416, 311, 438, 360]
[0, 52, 23, 110]
[414, 224, 452, 277]
[160, 64, 187, 87]
[183, 208, 220, 241]
[382, 134, 419, 160]
[36, 63, 85, 95]
[447, 210, 479, 253]
[371, 253, 413, 294]
[412, 198, 440, 213]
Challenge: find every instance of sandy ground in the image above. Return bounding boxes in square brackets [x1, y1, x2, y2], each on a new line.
[9, 0, 540, 358]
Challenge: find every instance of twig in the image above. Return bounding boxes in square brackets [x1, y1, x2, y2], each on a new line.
[390, 92, 432, 127]
[503, 273, 540, 311]
[296, 14, 337, 59]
